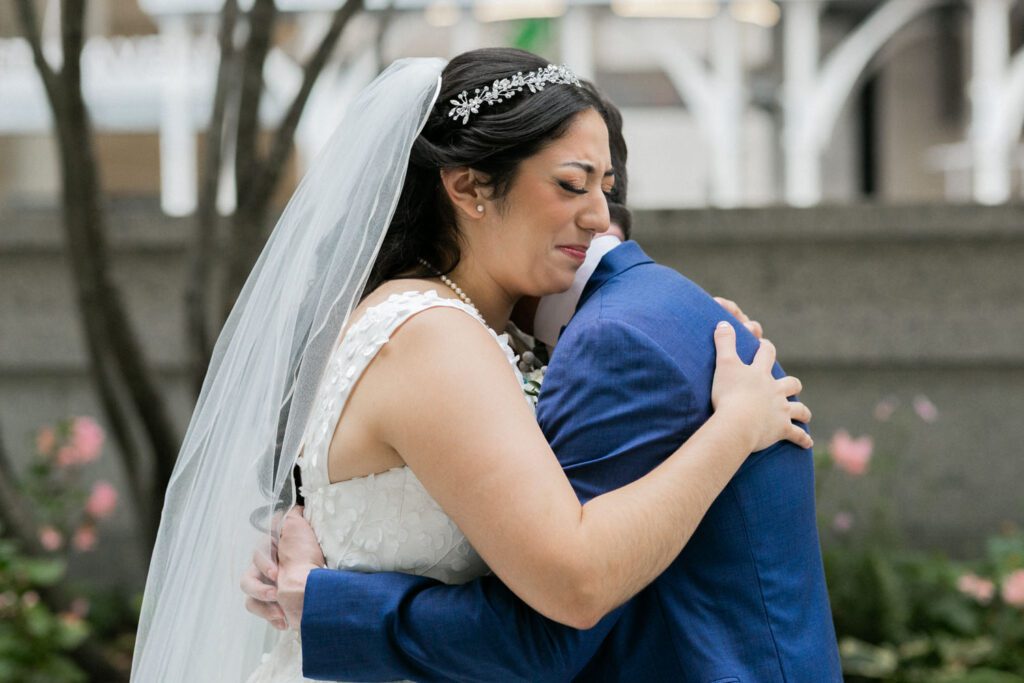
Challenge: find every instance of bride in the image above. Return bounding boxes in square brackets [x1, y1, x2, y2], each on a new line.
[131, 49, 811, 681]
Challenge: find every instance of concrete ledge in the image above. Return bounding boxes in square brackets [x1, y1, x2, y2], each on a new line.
[2, 199, 1022, 555]
[635, 203, 1024, 243]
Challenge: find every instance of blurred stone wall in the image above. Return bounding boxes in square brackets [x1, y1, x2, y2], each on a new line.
[1, 200, 1022, 586]
[634, 204, 1024, 554]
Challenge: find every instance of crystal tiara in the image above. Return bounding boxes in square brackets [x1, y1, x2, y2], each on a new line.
[447, 64, 583, 125]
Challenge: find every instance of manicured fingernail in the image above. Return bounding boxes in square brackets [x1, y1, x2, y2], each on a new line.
[717, 321, 730, 329]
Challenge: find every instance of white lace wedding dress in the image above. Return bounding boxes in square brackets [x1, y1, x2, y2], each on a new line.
[246, 290, 530, 683]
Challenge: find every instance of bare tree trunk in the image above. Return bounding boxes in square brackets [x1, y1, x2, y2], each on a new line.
[18, 0, 365, 559]
[223, 0, 364, 316]
[248, 0, 364, 210]
[15, 0, 178, 549]
[222, 0, 276, 318]
[187, 0, 240, 394]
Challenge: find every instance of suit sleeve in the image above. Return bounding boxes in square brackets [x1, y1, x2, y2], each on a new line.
[301, 317, 697, 682]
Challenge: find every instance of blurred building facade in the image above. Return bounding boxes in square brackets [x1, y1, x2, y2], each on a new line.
[1, 0, 1023, 212]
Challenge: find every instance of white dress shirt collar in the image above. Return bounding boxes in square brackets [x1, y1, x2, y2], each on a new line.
[533, 234, 623, 349]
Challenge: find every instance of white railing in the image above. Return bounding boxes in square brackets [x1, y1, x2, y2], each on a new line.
[2, 0, 1022, 212]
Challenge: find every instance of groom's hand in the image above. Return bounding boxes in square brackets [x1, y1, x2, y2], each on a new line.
[276, 506, 326, 630]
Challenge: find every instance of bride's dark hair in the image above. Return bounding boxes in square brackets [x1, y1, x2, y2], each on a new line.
[365, 48, 609, 292]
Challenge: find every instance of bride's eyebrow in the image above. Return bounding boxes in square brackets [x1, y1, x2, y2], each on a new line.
[559, 161, 615, 178]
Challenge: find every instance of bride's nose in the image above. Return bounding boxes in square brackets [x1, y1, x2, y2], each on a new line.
[577, 192, 610, 235]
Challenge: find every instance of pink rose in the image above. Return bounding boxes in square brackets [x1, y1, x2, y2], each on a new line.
[1001, 569, 1024, 607]
[913, 395, 939, 423]
[72, 525, 97, 552]
[39, 526, 64, 551]
[828, 430, 873, 476]
[35, 427, 56, 457]
[85, 481, 118, 520]
[70, 417, 104, 463]
[957, 572, 995, 604]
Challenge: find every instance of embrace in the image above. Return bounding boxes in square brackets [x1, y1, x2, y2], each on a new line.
[131, 49, 842, 682]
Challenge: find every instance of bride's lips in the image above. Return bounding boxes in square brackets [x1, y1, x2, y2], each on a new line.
[557, 245, 588, 262]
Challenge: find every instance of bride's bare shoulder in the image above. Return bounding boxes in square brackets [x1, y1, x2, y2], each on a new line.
[354, 279, 495, 354]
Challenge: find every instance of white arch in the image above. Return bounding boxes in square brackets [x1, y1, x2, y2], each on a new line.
[971, 0, 1015, 203]
[810, 0, 940, 147]
[783, 0, 942, 205]
[655, 41, 717, 141]
[996, 46, 1024, 149]
[971, 0, 1024, 203]
[654, 12, 744, 207]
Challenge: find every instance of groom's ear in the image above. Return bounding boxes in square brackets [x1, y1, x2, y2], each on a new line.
[440, 167, 491, 219]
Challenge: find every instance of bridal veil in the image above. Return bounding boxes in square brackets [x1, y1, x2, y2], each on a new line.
[131, 58, 445, 681]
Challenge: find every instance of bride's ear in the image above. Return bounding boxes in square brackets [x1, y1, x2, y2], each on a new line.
[440, 167, 491, 219]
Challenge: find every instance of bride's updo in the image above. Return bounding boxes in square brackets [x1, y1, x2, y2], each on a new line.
[366, 47, 609, 292]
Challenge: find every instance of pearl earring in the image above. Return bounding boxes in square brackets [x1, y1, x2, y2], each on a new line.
[476, 204, 484, 214]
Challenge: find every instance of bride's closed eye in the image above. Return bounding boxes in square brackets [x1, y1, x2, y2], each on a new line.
[558, 179, 616, 198]
[558, 179, 588, 195]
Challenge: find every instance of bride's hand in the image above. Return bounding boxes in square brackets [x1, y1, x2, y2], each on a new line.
[714, 296, 764, 340]
[710, 322, 813, 453]
[276, 506, 326, 630]
[241, 546, 287, 630]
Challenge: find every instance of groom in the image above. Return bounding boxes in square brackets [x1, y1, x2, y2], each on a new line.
[247, 91, 842, 682]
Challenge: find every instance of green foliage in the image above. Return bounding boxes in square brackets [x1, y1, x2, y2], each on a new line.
[819, 398, 1024, 681]
[0, 417, 135, 679]
[826, 535, 1024, 681]
[0, 535, 88, 683]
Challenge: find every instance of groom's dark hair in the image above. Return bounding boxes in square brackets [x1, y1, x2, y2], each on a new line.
[366, 48, 614, 292]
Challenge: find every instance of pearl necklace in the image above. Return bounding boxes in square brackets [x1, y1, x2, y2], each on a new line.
[417, 258, 478, 313]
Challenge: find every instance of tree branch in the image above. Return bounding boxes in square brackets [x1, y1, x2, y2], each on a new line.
[79, 309, 154, 544]
[222, 0, 365, 312]
[14, 0, 60, 99]
[60, 0, 86, 91]
[188, 0, 241, 393]
[24, 0, 179, 547]
[234, 0, 277, 203]
[247, 0, 364, 211]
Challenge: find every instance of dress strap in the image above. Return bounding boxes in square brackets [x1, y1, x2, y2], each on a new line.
[298, 290, 521, 492]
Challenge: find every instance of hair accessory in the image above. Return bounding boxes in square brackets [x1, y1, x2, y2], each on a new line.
[448, 64, 582, 125]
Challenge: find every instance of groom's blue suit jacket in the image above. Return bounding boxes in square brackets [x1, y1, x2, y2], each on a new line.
[302, 242, 842, 682]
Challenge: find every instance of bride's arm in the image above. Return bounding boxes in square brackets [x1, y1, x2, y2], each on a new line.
[366, 308, 808, 629]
